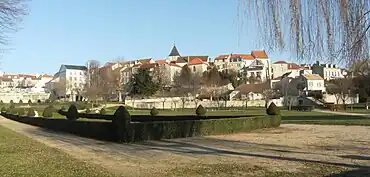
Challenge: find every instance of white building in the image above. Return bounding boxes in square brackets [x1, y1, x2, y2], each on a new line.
[47, 64, 87, 101]
[311, 61, 344, 80]
[301, 73, 325, 93]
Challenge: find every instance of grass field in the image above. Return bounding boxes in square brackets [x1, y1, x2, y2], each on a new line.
[0, 125, 114, 177]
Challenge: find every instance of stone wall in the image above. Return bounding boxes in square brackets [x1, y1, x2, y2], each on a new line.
[125, 97, 265, 109]
[0, 92, 50, 103]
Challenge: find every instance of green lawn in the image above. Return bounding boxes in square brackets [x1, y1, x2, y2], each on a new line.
[281, 110, 370, 126]
[0, 125, 115, 177]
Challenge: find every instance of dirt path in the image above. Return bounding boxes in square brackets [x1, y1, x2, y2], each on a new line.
[0, 116, 370, 176]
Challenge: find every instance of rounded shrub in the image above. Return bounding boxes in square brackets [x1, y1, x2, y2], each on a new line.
[0, 100, 3, 104]
[150, 107, 159, 116]
[100, 108, 106, 115]
[67, 104, 78, 120]
[195, 104, 206, 116]
[28, 99, 32, 104]
[18, 108, 26, 116]
[85, 108, 91, 114]
[37, 99, 41, 104]
[113, 106, 132, 142]
[27, 108, 36, 117]
[19, 100, 23, 104]
[10, 108, 18, 115]
[266, 102, 280, 115]
[42, 106, 53, 118]
[1, 107, 6, 112]
[9, 103, 15, 110]
[9, 100, 13, 104]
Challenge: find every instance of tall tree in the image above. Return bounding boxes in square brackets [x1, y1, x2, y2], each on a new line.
[241, 0, 370, 66]
[129, 68, 159, 98]
[84, 60, 103, 103]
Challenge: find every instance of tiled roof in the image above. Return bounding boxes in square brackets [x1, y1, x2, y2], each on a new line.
[64, 65, 87, 70]
[0, 77, 13, 82]
[234, 83, 269, 94]
[178, 56, 209, 62]
[274, 60, 287, 64]
[251, 50, 268, 58]
[140, 63, 158, 69]
[137, 58, 152, 64]
[303, 74, 323, 80]
[156, 60, 167, 65]
[176, 58, 188, 63]
[41, 74, 54, 78]
[215, 54, 254, 60]
[188, 58, 205, 65]
[288, 63, 302, 70]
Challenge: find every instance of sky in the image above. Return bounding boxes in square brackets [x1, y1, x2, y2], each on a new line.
[2, 0, 291, 75]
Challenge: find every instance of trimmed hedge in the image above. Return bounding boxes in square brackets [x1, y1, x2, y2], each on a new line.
[129, 115, 281, 142]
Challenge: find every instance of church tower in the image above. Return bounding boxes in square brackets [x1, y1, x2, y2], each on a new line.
[167, 44, 181, 62]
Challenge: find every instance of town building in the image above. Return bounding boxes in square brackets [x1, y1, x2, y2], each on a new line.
[311, 61, 344, 80]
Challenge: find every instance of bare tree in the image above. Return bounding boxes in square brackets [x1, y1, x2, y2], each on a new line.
[241, 0, 370, 66]
[0, 0, 28, 45]
[262, 88, 275, 108]
[84, 60, 102, 106]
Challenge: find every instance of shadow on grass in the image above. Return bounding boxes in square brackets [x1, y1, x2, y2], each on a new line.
[325, 168, 370, 177]
[282, 115, 368, 121]
[340, 155, 370, 161]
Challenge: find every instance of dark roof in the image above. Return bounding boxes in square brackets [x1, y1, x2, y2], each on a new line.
[178, 56, 209, 62]
[235, 83, 269, 94]
[169, 45, 180, 56]
[63, 65, 87, 70]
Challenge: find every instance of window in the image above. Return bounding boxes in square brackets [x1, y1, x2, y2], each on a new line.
[74, 83, 77, 87]
[69, 77, 72, 81]
[317, 82, 321, 87]
[193, 66, 196, 72]
[74, 77, 77, 80]
[309, 81, 313, 87]
[80, 71, 82, 75]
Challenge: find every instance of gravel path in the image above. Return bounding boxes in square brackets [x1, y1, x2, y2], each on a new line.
[1, 116, 370, 176]
[314, 109, 370, 117]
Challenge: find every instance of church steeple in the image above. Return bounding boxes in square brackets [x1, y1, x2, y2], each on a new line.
[169, 44, 180, 57]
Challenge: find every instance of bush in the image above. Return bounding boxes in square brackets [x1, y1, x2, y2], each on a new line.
[10, 100, 13, 104]
[1, 107, 6, 112]
[266, 102, 280, 115]
[5, 108, 11, 114]
[67, 104, 78, 120]
[42, 106, 53, 118]
[10, 108, 18, 115]
[9, 103, 15, 110]
[19, 100, 23, 104]
[100, 108, 106, 115]
[18, 108, 26, 116]
[85, 108, 91, 114]
[28, 99, 32, 104]
[45, 99, 50, 104]
[150, 107, 159, 116]
[195, 104, 206, 116]
[0, 100, 3, 104]
[113, 106, 131, 142]
[27, 108, 36, 117]
[37, 99, 41, 104]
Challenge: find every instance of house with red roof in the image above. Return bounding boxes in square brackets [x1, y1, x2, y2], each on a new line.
[188, 57, 209, 74]
[272, 60, 311, 80]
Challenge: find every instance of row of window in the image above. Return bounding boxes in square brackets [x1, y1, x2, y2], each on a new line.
[325, 70, 341, 77]
[308, 81, 322, 87]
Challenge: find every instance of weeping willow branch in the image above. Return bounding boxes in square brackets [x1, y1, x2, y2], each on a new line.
[239, 0, 370, 67]
[0, 0, 29, 45]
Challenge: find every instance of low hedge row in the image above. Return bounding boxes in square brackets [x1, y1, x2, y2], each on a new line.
[1, 113, 114, 141]
[1, 106, 281, 143]
[129, 115, 281, 141]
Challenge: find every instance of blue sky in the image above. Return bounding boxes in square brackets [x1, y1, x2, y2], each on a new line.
[2, 0, 291, 75]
